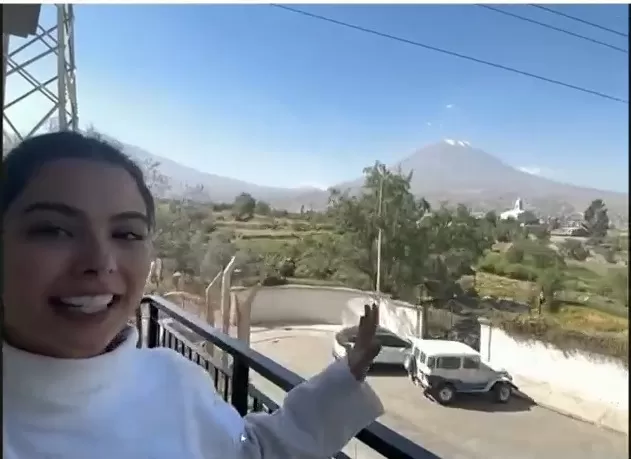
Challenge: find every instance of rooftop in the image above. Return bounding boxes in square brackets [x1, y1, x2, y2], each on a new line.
[410, 339, 480, 357]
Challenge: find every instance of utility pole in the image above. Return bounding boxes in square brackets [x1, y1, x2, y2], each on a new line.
[375, 171, 384, 293]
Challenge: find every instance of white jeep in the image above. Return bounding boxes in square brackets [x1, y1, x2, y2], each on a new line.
[404, 338, 516, 405]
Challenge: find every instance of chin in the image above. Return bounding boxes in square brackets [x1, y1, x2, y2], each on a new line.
[57, 338, 120, 359]
[53, 326, 130, 359]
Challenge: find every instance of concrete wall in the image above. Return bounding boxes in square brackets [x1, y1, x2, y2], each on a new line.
[479, 320, 629, 411]
[233, 284, 421, 339]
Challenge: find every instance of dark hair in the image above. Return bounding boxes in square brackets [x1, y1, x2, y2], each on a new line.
[2, 131, 155, 228]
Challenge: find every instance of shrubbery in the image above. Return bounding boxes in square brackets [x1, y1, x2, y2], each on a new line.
[558, 238, 589, 261]
[493, 314, 628, 368]
[477, 251, 537, 281]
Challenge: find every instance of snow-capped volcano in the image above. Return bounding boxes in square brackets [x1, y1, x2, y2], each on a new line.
[444, 139, 471, 148]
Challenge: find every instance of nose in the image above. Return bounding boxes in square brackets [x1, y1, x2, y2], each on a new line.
[76, 233, 117, 276]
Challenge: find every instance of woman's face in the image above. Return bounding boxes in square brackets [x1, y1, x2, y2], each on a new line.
[3, 159, 152, 358]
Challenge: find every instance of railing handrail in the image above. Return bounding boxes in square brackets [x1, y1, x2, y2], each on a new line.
[140, 295, 441, 459]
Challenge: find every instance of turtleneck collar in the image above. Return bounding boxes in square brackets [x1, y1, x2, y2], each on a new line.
[3, 326, 139, 409]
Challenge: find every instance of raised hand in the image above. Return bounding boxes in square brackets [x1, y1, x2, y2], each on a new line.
[346, 303, 382, 381]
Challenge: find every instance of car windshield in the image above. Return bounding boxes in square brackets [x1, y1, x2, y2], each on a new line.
[342, 327, 409, 348]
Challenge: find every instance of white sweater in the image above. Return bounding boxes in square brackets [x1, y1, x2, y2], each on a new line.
[3, 326, 384, 459]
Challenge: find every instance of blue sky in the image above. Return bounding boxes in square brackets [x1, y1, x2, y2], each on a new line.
[6, 4, 629, 192]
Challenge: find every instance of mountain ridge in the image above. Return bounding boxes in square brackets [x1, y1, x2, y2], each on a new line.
[115, 137, 627, 218]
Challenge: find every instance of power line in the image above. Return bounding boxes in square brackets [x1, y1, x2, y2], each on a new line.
[271, 5, 628, 105]
[529, 5, 628, 38]
[479, 5, 627, 54]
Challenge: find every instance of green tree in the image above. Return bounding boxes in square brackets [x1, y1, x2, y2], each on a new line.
[255, 200, 272, 216]
[484, 210, 498, 226]
[326, 162, 493, 302]
[233, 193, 256, 221]
[327, 162, 431, 298]
[537, 267, 565, 313]
[199, 231, 237, 281]
[583, 199, 609, 239]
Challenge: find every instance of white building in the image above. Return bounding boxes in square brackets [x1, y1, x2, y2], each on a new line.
[500, 198, 538, 224]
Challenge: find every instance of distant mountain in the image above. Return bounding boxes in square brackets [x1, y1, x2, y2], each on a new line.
[118, 137, 627, 218]
[118, 141, 324, 207]
[328, 140, 628, 218]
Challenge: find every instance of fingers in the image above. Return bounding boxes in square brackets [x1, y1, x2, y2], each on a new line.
[363, 303, 378, 332]
[357, 303, 379, 344]
[372, 302, 379, 329]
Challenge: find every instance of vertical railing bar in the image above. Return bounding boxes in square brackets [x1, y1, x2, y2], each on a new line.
[231, 357, 250, 417]
[147, 304, 159, 348]
[160, 325, 166, 347]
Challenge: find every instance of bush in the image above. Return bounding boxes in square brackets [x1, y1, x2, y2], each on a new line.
[493, 314, 628, 367]
[457, 275, 477, 296]
[537, 268, 565, 313]
[496, 227, 512, 243]
[505, 244, 525, 264]
[278, 258, 296, 278]
[530, 225, 551, 241]
[523, 240, 564, 269]
[558, 239, 590, 261]
[261, 274, 288, 287]
[607, 268, 628, 307]
[477, 252, 538, 281]
[477, 252, 506, 275]
[504, 264, 537, 281]
[291, 222, 310, 232]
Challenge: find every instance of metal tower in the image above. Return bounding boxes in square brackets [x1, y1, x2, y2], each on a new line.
[3, 4, 78, 146]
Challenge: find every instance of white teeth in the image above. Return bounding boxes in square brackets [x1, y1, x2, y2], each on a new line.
[59, 295, 114, 314]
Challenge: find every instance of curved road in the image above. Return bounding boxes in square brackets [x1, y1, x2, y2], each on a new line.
[249, 326, 628, 459]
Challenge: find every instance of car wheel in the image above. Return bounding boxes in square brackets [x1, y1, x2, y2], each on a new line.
[493, 382, 512, 403]
[434, 383, 456, 405]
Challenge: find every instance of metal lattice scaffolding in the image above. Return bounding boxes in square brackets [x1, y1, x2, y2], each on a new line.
[3, 4, 78, 145]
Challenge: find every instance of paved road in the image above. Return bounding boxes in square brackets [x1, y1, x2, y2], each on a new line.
[249, 326, 628, 459]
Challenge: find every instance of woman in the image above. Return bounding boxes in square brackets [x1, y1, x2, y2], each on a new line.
[2, 131, 384, 459]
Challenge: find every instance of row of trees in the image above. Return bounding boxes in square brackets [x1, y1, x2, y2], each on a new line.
[143, 156, 624, 310]
[265, 163, 498, 303]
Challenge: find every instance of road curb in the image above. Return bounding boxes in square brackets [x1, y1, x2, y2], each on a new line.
[512, 388, 627, 436]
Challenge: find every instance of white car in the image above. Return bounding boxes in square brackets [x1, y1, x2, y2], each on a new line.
[404, 338, 517, 405]
[333, 326, 411, 366]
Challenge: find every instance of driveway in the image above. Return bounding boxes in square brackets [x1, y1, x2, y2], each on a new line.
[249, 326, 628, 459]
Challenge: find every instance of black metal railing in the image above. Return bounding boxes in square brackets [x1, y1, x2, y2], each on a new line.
[139, 295, 441, 459]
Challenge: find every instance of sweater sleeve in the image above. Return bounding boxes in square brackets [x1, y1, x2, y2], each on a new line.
[239, 357, 384, 459]
[188, 355, 384, 459]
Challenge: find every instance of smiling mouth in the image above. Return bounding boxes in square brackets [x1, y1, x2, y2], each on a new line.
[49, 294, 121, 315]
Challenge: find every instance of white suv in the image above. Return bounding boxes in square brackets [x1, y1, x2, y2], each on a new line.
[404, 338, 516, 405]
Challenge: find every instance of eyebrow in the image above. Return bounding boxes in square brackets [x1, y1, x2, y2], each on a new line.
[22, 202, 150, 228]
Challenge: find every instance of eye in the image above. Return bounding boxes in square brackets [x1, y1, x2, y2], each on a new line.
[26, 225, 73, 239]
[112, 231, 146, 241]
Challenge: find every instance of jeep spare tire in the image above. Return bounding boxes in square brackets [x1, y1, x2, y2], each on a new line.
[434, 383, 455, 405]
[493, 382, 512, 403]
